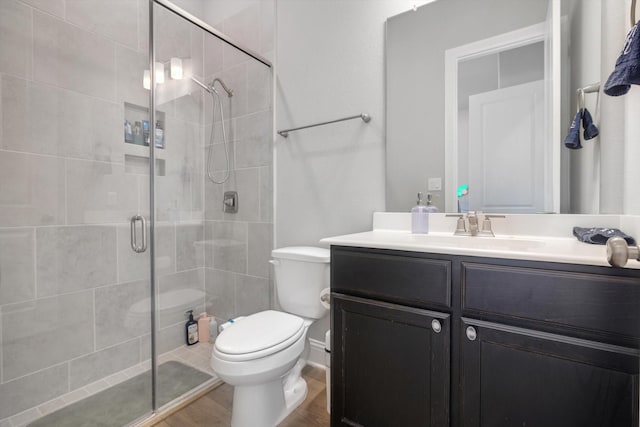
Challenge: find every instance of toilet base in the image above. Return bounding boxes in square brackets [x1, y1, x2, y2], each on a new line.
[230, 361, 309, 427]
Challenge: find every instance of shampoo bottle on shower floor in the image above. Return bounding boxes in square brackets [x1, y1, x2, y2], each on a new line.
[185, 310, 199, 346]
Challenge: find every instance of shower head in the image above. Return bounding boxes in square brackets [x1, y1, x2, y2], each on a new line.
[211, 78, 233, 98]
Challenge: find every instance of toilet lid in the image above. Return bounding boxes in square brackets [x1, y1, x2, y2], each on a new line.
[215, 311, 305, 361]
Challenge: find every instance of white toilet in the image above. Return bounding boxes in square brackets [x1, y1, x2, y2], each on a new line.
[210, 246, 330, 427]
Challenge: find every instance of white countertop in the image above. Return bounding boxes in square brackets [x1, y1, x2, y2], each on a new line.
[319, 213, 640, 269]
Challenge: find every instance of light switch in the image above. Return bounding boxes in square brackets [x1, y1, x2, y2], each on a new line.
[428, 177, 442, 191]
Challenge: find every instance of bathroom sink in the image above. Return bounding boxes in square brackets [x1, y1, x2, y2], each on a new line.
[408, 233, 547, 251]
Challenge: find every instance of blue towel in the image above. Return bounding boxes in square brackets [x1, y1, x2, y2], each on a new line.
[573, 227, 636, 245]
[564, 110, 582, 149]
[582, 108, 599, 140]
[604, 23, 640, 96]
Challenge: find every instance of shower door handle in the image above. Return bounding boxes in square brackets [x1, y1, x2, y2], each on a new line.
[130, 215, 147, 253]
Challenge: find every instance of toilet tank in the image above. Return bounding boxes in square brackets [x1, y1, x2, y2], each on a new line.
[271, 247, 330, 319]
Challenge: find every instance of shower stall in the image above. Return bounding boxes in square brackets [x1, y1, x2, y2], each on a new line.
[0, 0, 273, 425]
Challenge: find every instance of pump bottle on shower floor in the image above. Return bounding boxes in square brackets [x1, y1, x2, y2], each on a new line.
[185, 310, 199, 346]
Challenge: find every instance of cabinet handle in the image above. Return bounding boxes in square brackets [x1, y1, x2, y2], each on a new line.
[466, 326, 477, 341]
[431, 319, 442, 333]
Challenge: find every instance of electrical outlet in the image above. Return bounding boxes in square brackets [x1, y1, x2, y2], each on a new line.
[428, 177, 442, 191]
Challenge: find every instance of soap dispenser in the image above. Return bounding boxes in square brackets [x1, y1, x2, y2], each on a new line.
[185, 310, 199, 346]
[411, 192, 429, 234]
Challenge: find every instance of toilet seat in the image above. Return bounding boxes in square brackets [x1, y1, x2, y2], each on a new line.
[214, 310, 305, 362]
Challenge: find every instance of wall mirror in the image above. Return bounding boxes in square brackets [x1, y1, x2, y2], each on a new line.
[386, 0, 605, 214]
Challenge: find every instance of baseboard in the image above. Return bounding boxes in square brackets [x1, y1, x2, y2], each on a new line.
[307, 338, 327, 369]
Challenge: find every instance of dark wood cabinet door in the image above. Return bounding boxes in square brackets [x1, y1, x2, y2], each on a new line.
[331, 293, 450, 427]
[460, 318, 639, 427]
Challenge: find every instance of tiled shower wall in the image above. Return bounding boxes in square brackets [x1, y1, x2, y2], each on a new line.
[200, 0, 275, 329]
[0, 0, 213, 422]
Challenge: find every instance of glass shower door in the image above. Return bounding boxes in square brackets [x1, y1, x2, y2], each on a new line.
[0, 0, 154, 424]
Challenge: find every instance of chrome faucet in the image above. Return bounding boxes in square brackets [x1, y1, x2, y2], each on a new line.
[467, 211, 479, 236]
[446, 212, 505, 237]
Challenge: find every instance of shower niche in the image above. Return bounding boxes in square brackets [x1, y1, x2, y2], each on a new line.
[123, 102, 166, 176]
[124, 102, 166, 149]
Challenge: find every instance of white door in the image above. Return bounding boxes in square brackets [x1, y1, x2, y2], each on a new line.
[468, 80, 547, 213]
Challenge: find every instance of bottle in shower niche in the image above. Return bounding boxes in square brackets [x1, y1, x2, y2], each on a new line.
[133, 121, 143, 145]
[154, 120, 165, 149]
[411, 192, 429, 234]
[142, 120, 150, 146]
[185, 310, 199, 346]
[124, 120, 133, 143]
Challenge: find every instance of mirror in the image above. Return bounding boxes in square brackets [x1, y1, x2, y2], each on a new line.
[386, 0, 609, 213]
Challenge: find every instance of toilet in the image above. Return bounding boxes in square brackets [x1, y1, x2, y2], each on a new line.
[210, 246, 330, 427]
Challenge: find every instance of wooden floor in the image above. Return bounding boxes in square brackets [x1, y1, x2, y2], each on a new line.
[154, 365, 330, 427]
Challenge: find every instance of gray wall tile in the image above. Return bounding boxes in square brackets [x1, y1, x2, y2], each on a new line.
[155, 173, 193, 222]
[206, 221, 247, 273]
[204, 177, 225, 221]
[205, 268, 235, 321]
[141, 322, 184, 357]
[247, 222, 272, 279]
[0, 0, 32, 79]
[235, 110, 272, 159]
[247, 61, 272, 114]
[33, 11, 116, 100]
[65, 0, 138, 51]
[158, 269, 205, 328]
[95, 280, 150, 350]
[2, 291, 93, 380]
[0, 228, 35, 305]
[36, 226, 117, 297]
[138, 0, 149, 53]
[176, 223, 205, 271]
[69, 339, 140, 390]
[0, 364, 67, 419]
[116, 46, 149, 107]
[259, 166, 273, 222]
[236, 275, 269, 316]
[154, 5, 192, 64]
[66, 160, 139, 224]
[0, 152, 65, 227]
[19, 0, 64, 17]
[204, 33, 224, 78]
[1, 76, 123, 162]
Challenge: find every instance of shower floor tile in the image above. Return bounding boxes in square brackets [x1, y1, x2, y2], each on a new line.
[2, 343, 217, 427]
[26, 361, 212, 427]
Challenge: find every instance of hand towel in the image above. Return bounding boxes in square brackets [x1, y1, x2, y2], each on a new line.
[564, 110, 583, 149]
[582, 108, 599, 140]
[604, 23, 640, 96]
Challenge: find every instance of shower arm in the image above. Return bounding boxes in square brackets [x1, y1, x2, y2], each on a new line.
[190, 76, 233, 98]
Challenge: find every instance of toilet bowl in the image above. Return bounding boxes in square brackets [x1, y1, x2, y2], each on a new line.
[210, 246, 330, 427]
[211, 311, 311, 427]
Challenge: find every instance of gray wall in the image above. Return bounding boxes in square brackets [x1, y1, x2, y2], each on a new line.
[275, 0, 422, 344]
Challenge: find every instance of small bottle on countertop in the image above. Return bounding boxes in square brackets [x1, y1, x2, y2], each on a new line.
[185, 310, 199, 346]
[411, 192, 429, 234]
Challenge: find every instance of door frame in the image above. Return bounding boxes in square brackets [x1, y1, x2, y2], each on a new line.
[444, 17, 559, 213]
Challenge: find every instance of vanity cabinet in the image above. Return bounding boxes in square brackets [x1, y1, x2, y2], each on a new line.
[330, 248, 452, 426]
[460, 318, 638, 427]
[330, 246, 640, 427]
